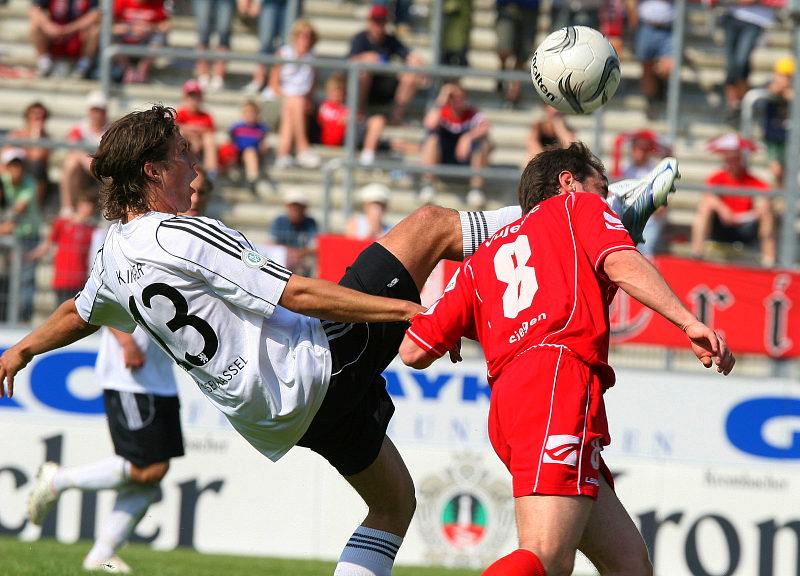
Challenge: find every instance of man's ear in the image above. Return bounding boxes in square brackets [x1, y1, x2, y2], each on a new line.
[143, 161, 160, 181]
[558, 170, 575, 192]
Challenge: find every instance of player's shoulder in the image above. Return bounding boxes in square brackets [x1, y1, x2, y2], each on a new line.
[156, 214, 252, 257]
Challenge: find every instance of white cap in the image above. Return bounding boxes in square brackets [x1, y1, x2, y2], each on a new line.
[86, 90, 108, 110]
[1, 147, 26, 165]
[358, 183, 390, 205]
[283, 189, 309, 205]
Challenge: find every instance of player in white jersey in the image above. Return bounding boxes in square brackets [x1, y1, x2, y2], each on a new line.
[24, 184, 212, 573]
[0, 106, 675, 576]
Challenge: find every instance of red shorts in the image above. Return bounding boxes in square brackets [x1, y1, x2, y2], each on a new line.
[488, 346, 612, 499]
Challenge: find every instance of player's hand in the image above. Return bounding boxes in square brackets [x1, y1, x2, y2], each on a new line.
[122, 342, 146, 370]
[0, 346, 33, 398]
[448, 339, 462, 364]
[684, 321, 735, 375]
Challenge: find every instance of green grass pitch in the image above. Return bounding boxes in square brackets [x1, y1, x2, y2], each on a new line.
[0, 536, 483, 576]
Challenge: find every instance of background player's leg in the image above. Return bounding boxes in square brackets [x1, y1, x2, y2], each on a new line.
[83, 483, 159, 571]
[577, 475, 653, 575]
[335, 436, 414, 575]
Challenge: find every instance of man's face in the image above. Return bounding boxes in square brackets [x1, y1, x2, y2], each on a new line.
[367, 18, 386, 41]
[286, 202, 307, 224]
[154, 132, 199, 214]
[575, 168, 609, 199]
[88, 107, 107, 128]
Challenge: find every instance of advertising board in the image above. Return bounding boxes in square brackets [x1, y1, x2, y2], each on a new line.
[0, 330, 798, 575]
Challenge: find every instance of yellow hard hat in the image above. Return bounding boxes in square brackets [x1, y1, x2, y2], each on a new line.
[775, 57, 795, 76]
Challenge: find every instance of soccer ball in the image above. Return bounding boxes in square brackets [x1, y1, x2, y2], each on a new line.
[530, 26, 621, 115]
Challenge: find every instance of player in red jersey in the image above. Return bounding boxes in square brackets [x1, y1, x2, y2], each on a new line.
[400, 143, 735, 576]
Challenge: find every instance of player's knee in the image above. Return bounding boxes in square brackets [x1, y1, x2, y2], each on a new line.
[129, 461, 170, 484]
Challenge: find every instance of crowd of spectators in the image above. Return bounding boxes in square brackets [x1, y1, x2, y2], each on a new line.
[0, 0, 795, 324]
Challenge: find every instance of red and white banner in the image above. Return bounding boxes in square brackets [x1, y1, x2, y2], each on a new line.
[318, 236, 799, 358]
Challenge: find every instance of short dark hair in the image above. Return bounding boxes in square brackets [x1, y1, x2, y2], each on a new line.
[91, 105, 178, 221]
[517, 142, 605, 213]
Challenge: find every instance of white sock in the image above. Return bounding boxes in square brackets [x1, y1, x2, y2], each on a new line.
[334, 526, 403, 576]
[607, 193, 624, 218]
[459, 206, 523, 258]
[53, 456, 130, 492]
[85, 483, 159, 563]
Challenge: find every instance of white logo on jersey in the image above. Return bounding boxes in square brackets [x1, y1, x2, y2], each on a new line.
[493, 235, 538, 319]
[543, 434, 580, 466]
[604, 212, 626, 232]
[241, 249, 269, 269]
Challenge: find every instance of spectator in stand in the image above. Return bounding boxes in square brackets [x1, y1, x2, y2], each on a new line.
[630, 0, 674, 120]
[29, 0, 101, 78]
[441, 0, 472, 67]
[348, 4, 425, 125]
[418, 82, 491, 209]
[270, 19, 320, 169]
[550, 0, 628, 57]
[612, 131, 669, 256]
[222, 99, 271, 192]
[690, 134, 775, 266]
[5, 102, 52, 209]
[176, 79, 219, 182]
[241, 0, 303, 94]
[495, 0, 540, 108]
[112, 0, 170, 84]
[317, 73, 390, 167]
[28, 188, 98, 304]
[268, 189, 318, 276]
[523, 105, 577, 166]
[346, 183, 392, 240]
[761, 57, 793, 189]
[0, 148, 43, 322]
[59, 90, 108, 215]
[722, 2, 778, 125]
[550, 0, 600, 30]
[191, 0, 236, 91]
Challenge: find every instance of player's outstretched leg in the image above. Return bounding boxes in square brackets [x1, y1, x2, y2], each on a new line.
[377, 205, 465, 290]
[608, 157, 680, 244]
[27, 461, 60, 525]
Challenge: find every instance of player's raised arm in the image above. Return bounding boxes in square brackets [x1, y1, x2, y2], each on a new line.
[280, 274, 424, 324]
[603, 249, 735, 375]
[0, 299, 100, 398]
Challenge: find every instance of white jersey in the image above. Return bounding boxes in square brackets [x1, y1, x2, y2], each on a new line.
[75, 212, 332, 461]
[95, 327, 178, 396]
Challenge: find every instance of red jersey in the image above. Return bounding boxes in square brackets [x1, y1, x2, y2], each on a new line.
[317, 100, 348, 146]
[175, 107, 215, 131]
[706, 169, 769, 214]
[407, 192, 636, 389]
[113, 0, 167, 24]
[49, 216, 97, 290]
[438, 105, 485, 137]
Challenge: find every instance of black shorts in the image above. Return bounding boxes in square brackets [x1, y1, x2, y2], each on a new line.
[104, 390, 185, 468]
[711, 215, 759, 245]
[367, 74, 399, 105]
[297, 243, 420, 476]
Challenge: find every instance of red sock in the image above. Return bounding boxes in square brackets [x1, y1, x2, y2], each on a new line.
[481, 549, 546, 576]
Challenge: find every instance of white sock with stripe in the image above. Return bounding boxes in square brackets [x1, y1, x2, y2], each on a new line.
[85, 483, 159, 563]
[53, 456, 130, 492]
[459, 207, 523, 258]
[334, 526, 403, 576]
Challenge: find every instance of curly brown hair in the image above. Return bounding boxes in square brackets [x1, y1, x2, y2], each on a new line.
[518, 142, 605, 214]
[90, 105, 178, 221]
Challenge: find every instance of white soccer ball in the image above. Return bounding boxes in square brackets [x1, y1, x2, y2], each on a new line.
[530, 26, 621, 115]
